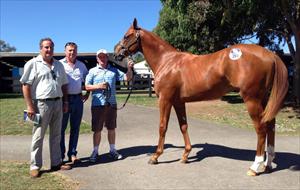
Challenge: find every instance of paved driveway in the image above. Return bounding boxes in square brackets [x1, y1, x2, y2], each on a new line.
[1, 101, 299, 189]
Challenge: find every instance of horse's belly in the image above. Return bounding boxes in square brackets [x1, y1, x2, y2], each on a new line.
[180, 82, 234, 102]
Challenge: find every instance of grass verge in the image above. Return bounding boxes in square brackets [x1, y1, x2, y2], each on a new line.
[1, 93, 299, 136]
[117, 93, 300, 135]
[0, 94, 90, 135]
[0, 160, 79, 190]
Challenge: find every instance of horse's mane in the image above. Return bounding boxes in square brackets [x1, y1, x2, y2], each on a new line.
[140, 28, 177, 52]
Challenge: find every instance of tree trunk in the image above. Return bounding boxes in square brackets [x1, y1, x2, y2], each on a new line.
[280, 0, 300, 105]
[293, 52, 300, 105]
[292, 29, 300, 105]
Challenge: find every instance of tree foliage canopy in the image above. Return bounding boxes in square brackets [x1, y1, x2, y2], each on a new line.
[154, 0, 299, 56]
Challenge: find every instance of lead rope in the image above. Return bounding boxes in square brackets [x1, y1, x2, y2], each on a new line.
[114, 56, 136, 110]
[116, 76, 134, 110]
[104, 68, 135, 110]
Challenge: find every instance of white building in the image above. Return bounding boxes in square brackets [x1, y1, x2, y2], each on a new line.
[134, 60, 153, 77]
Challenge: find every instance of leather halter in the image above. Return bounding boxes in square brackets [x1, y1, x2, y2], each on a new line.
[118, 30, 141, 58]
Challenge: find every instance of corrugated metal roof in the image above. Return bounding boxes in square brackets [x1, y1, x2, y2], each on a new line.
[0, 52, 128, 71]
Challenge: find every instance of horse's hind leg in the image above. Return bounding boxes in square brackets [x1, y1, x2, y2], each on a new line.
[148, 98, 172, 164]
[244, 98, 267, 176]
[174, 103, 192, 163]
[263, 119, 276, 173]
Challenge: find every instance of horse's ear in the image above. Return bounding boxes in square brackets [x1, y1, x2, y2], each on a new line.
[133, 18, 139, 30]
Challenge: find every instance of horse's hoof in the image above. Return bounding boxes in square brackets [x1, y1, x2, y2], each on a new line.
[262, 165, 273, 173]
[247, 168, 258, 176]
[180, 159, 189, 164]
[148, 158, 158, 165]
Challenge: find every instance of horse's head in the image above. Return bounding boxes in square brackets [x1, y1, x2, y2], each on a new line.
[114, 18, 141, 62]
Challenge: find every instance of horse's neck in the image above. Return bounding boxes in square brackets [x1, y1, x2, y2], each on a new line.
[140, 30, 177, 75]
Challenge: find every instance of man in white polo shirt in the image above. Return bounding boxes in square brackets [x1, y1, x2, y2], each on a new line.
[20, 37, 71, 178]
[60, 42, 89, 164]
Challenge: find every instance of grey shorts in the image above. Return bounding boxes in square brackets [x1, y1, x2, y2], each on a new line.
[91, 105, 117, 132]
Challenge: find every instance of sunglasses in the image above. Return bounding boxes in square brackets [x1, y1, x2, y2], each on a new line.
[51, 70, 57, 80]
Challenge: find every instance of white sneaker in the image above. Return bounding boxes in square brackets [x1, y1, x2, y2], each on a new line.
[89, 151, 98, 163]
[109, 150, 123, 160]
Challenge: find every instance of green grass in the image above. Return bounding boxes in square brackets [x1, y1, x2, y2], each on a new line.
[117, 93, 300, 135]
[0, 160, 78, 190]
[1, 93, 299, 135]
[117, 94, 158, 107]
[0, 94, 81, 189]
[0, 93, 158, 135]
[191, 100, 300, 134]
[0, 94, 157, 135]
[0, 96, 32, 135]
[0, 95, 91, 135]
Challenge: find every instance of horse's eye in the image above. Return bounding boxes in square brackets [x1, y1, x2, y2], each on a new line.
[123, 35, 129, 40]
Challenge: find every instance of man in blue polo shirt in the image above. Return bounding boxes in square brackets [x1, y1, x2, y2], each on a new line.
[85, 49, 133, 162]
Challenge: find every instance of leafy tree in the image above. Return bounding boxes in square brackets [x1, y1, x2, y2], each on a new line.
[0, 40, 16, 52]
[154, 0, 300, 103]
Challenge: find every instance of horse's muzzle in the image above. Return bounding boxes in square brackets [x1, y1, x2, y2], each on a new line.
[113, 53, 125, 62]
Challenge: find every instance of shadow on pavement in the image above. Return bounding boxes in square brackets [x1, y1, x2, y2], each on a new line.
[188, 143, 300, 173]
[71, 143, 300, 173]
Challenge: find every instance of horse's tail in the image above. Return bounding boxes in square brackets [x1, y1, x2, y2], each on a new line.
[262, 55, 288, 123]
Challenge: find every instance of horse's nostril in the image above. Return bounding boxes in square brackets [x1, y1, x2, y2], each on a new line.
[113, 54, 124, 62]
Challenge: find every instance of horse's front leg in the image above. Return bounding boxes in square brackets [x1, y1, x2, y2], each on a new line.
[174, 103, 192, 163]
[148, 98, 172, 164]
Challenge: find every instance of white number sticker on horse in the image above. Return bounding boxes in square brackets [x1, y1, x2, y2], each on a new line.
[229, 48, 242, 60]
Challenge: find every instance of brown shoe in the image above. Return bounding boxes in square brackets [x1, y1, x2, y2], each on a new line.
[30, 169, 40, 178]
[60, 163, 71, 170]
[51, 163, 72, 171]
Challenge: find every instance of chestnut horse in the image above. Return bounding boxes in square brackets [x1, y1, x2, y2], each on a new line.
[114, 19, 288, 176]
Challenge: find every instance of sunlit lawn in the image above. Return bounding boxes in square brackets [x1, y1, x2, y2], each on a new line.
[0, 160, 78, 190]
[1, 93, 299, 136]
[117, 93, 300, 135]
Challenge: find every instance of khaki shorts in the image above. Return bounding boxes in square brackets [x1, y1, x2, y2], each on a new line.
[91, 105, 117, 132]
